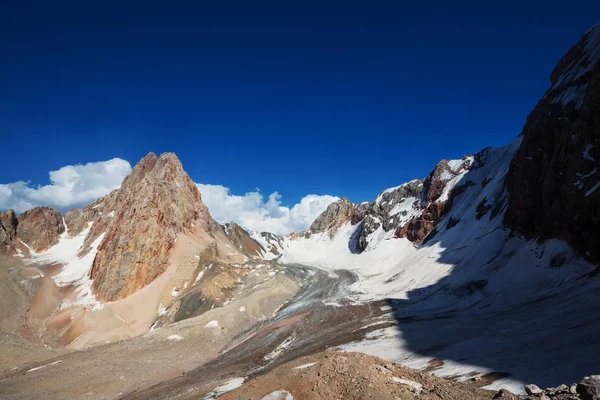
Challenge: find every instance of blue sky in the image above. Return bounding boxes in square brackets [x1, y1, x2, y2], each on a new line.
[1, 1, 599, 225]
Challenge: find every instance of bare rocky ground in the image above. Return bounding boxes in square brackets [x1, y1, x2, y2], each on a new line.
[0, 256, 300, 399]
[2, 256, 599, 400]
[220, 351, 495, 400]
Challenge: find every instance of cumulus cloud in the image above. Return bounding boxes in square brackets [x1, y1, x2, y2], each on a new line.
[0, 158, 132, 213]
[0, 157, 337, 235]
[196, 184, 339, 235]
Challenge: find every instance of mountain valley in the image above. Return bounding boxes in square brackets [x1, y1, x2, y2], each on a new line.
[1, 22, 600, 400]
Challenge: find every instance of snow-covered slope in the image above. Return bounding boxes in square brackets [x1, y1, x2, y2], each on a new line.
[281, 139, 595, 310]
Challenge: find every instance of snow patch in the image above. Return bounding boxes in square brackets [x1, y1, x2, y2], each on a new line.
[583, 145, 596, 161]
[391, 377, 423, 392]
[167, 334, 184, 341]
[205, 320, 219, 328]
[26, 360, 62, 373]
[261, 390, 294, 400]
[264, 335, 295, 361]
[203, 377, 245, 399]
[194, 269, 205, 285]
[293, 362, 318, 370]
[36, 221, 106, 309]
[585, 181, 600, 197]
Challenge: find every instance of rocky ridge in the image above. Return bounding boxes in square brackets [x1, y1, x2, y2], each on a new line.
[293, 154, 475, 253]
[505, 23, 600, 264]
[0, 207, 65, 256]
[493, 375, 600, 400]
[222, 222, 266, 258]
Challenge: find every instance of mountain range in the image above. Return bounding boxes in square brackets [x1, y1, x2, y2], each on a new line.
[0, 22, 599, 400]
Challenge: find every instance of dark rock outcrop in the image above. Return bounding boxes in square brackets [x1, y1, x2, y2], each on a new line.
[505, 23, 600, 263]
[396, 157, 473, 244]
[577, 376, 600, 400]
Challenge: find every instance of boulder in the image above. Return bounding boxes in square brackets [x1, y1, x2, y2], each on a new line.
[577, 375, 600, 400]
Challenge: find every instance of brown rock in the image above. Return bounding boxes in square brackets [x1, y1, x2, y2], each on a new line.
[493, 389, 517, 399]
[396, 157, 473, 245]
[16, 206, 64, 252]
[223, 222, 264, 257]
[0, 209, 18, 255]
[88, 152, 213, 302]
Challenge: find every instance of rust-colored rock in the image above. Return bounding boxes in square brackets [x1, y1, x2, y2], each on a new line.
[505, 23, 600, 263]
[396, 157, 473, 245]
[16, 207, 65, 252]
[88, 152, 213, 302]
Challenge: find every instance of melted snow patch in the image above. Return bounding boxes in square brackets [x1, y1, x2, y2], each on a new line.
[261, 390, 294, 400]
[26, 360, 62, 373]
[585, 181, 600, 197]
[205, 320, 219, 328]
[38, 221, 106, 309]
[264, 335, 295, 361]
[203, 377, 245, 399]
[293, 362, 318, 370]
[391, 377, 423, 392]
[167, 334, 184, 341]
[194, 269, 205, 285]
[583, 145, 596, 161]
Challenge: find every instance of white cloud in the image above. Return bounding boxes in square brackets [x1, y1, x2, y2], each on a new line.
[196, 184, 339, 235]
[0, 158, 132, 213]
[0, 157, 337, 235]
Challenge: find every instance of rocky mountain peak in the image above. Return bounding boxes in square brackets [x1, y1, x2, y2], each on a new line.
[16, 207, 65, 252]
[545, 22, 600, 108]
[309, 197, 354, 237]
[86, 152, 212, 302]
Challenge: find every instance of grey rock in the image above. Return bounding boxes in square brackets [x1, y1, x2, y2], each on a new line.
[309, 197, 354, 238]
[577, 376, 600, 400]
[525, 384, 544, 395]
[493, 388, 518, 399]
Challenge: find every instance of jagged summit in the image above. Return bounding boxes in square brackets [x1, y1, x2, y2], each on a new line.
[545, 22, 600, 108]
[86, 151, 212, 301]
[0, 206, 65, 255]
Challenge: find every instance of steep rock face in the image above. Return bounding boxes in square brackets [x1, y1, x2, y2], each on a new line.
[296, 155, 474, 252]
[88, 152, 212, 302]
[223, 222, 264, 258]
[309, 198, 354, 238]
[0, 209, 18, 255]
[64, 191, 118, 238]
[505, 23, 600, 263]
[16, 207, 65, 252]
